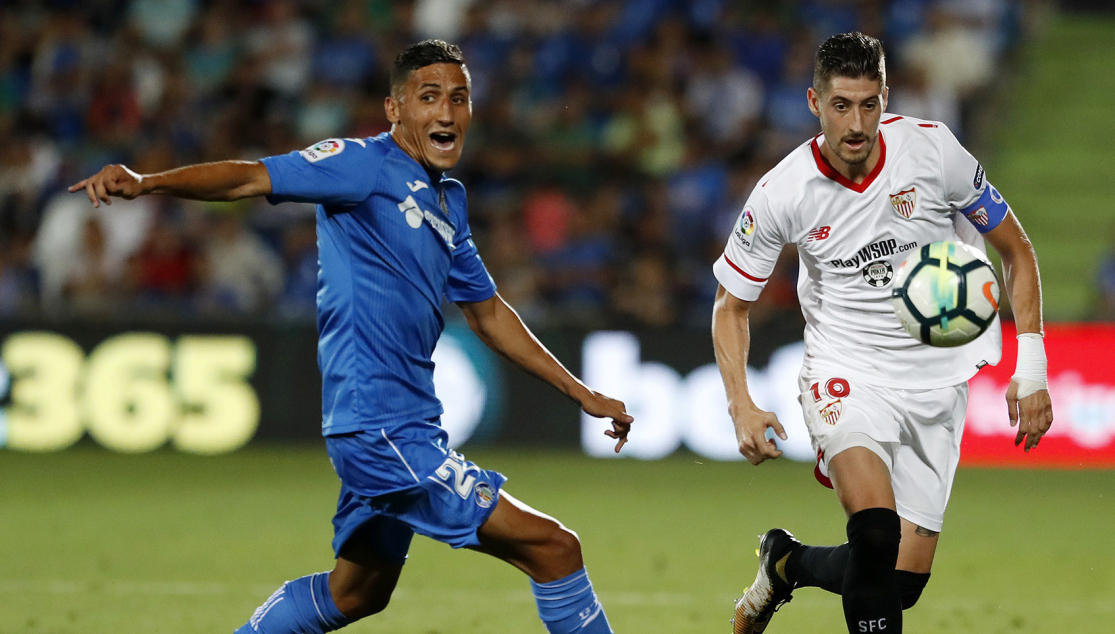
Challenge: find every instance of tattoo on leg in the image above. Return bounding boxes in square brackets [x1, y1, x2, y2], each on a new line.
[915, 525, 939, 538]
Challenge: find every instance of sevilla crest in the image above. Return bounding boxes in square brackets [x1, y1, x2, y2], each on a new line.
[820, 399, 842, 425]
[889, 187, 917, 219]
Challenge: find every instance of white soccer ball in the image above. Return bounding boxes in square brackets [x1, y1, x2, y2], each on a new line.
[891, 241, 1000, 347]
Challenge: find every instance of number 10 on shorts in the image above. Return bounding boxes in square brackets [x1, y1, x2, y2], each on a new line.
[810, 378, 851, 402]
[810, 378, 850, 426]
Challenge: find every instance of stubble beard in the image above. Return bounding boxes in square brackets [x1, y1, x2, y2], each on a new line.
[831, 136, 874, 167]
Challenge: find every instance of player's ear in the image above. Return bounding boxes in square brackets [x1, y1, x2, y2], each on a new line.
[807, 87, 821, 117]
[882, 85, 889, 112]
[385, 96, 401, 125]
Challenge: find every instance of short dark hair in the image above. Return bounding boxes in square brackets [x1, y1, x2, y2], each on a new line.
[390, 39, 468, 99]
[813, 32, 886, 93]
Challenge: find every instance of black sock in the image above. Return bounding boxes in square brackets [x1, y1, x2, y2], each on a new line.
[842, 508, 902, 634]
[786, 543, 932, 613]
[785, 543, 849, 595]
[896, 571, 931, 609]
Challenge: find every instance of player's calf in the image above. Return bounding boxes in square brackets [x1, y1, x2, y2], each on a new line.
[235, 572, 351, 634]
[518, 529, 612, 634]
[841, 508, 903, 634]
[476, 492, 613, 633]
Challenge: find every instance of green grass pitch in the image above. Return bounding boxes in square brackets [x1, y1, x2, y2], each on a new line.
[1, 447, 1111, 633]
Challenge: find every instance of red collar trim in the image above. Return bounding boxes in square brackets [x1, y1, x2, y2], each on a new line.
[810, 132, 886, 194]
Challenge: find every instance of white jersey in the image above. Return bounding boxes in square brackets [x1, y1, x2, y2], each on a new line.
[714, 115, 1002, 389]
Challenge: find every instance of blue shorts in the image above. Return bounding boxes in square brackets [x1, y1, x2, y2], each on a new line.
[325, 419, 507, 566]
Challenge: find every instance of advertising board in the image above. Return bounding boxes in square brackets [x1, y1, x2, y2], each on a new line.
[2, 320, 1111, 468]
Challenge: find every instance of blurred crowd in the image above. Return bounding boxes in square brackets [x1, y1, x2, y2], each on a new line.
[0, 0, 1024, 327]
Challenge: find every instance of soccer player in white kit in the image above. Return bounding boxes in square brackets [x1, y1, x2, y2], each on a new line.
[711, 33, 1054, 634]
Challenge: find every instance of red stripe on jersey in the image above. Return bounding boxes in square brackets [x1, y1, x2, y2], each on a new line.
[917, 123, 938, 128]
[724, 256, 768, 283]
[810, 132, 887, 194]
[881, 116, 903, 124]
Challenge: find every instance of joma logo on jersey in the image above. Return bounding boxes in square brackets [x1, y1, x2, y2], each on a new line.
[806, 226, 831, 242]
[829, 238, 912, 268]
[889, 187, 917, 219]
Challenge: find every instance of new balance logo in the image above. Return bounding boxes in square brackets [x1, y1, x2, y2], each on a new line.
[407, 180, 429, 192]
[807, 226, 831, 241]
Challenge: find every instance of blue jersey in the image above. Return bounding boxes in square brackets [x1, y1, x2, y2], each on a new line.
[261, 134, 497, 435]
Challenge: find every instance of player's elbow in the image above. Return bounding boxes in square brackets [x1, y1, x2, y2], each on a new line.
[712, 285, 751, 335]
[713, 285, 751, 315]
[461, 296, 507, 342]
[226, 162, 273, 200]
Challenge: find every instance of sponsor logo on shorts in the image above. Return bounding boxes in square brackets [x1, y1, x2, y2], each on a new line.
[829, 239, 917, 269]
[973, 164, 985, 190]
[889, 187, 917, 219]
[861, 260, 893, 287]
[820, 399, 842, 426]
[474, 482, 496, 508]
[299, 139, 344, 163]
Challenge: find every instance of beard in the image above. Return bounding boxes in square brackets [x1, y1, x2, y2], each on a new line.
[831, 134, 874, 166]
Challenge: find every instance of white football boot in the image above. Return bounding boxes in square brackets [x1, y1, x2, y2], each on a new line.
[731, 529, 799, 634]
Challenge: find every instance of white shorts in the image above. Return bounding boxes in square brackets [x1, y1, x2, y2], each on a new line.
[798, 371, 969, 532]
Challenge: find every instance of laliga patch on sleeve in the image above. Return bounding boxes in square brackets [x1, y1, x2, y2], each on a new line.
[299, 139, 345, 163]
[973, 163, 985, 190]
[733, 208, 756, 250]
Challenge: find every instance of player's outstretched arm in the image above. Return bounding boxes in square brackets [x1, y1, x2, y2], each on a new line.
[69, 161, 272, 207]
[984, 211, 1054, 452]
[458, 294, 633, 452]
[712, 284, 787, 465]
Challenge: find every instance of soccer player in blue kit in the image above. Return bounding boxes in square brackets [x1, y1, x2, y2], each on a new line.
[71, 40, 633, 634]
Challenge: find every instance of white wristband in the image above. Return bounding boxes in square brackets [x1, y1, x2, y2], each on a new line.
[1012, 333, 1047, 399]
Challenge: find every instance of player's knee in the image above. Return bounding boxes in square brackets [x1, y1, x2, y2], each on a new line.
[529, 523, 582, 579]
[549, 525, 582, 560]
[896, 570, 931, 609]
[846, 508, 901, 572]
[332, 585, 394, 620]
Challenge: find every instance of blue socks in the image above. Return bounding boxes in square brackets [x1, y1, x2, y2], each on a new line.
[235, 567, 611, 633]
[530, 568, 613, 634]
[235, 572, 350, 634]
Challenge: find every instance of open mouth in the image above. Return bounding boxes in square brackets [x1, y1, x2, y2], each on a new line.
[844, 137, 867, 151]
[430, 131, 457, 152]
